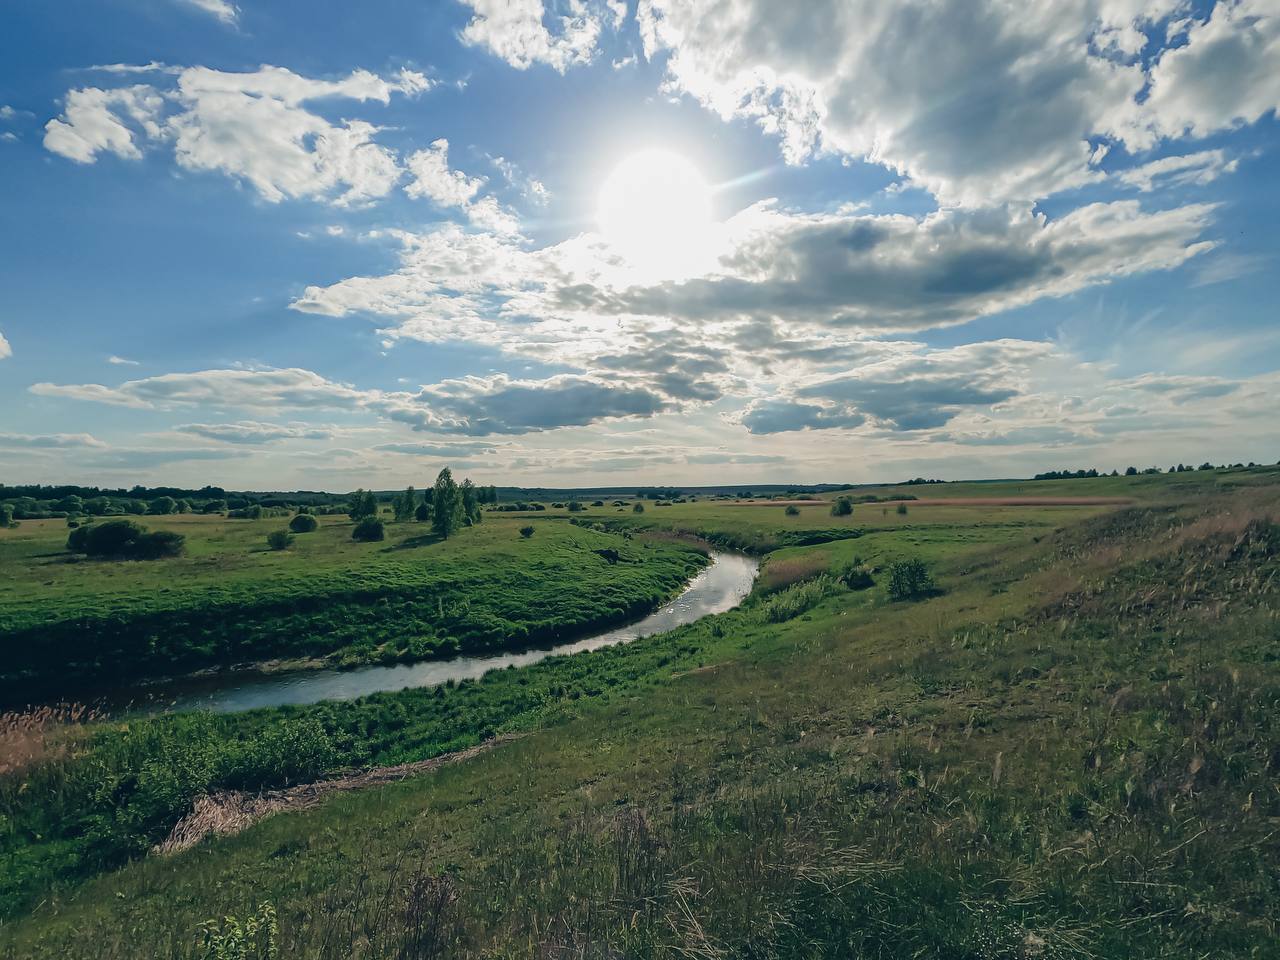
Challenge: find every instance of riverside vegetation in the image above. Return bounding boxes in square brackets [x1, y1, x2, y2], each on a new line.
[0, 466, 1278, 958]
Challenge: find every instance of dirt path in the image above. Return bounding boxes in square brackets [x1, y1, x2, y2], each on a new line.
[155, 735, 520, 855]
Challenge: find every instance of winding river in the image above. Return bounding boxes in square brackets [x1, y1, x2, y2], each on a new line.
[147, 550, 758, 714]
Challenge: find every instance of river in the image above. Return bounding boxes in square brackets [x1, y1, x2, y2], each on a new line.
[140, 550, 758, 714]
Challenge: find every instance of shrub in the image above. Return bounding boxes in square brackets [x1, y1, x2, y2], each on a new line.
[838, 561, 875, 590]
[288, 513, 319, 533]
[896, 502, 909, 515]
[591, 500, 605, 507]
[352, 517, 385, 542]
[633, 502, 645, 513]
[519, 525, 535, 538]
[568, 501, 584, 512]
[886, 557, 934, 600]
[0, 504, 15, 528]
[267, 530, 294, 551]
[83, 519, 145, 555]
[129, 530, 186, 559]
[830, 496, 853, 517]
[785, 505, 800, 516]
[148, 496, 177, 515]
[415, 501, 432, 522]
[66, 524, 92, 551]
[67, 520, 185, 559]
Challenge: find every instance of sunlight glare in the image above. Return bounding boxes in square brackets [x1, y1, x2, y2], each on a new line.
[597, 150, 715, 281]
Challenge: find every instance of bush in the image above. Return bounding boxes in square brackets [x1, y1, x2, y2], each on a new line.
[289, 513, 319, 533]
[896, 502, 909, 516]
[591, 500, 605, 506]
[567, 501, 584, 512]
[633, 502, 645, 513]
[148, 496, 177, 515]
[519, 525, 535, 539]
[830, 497, 853, 517]
[352, 517, 385, 542]
[267, 530, 294, 551]
[785, 505, 800, 516]
[415, 501, 431, 522]
[886, 557, 934, 600]
[67, 519, 186, 560]
[838, 561, 875, 590]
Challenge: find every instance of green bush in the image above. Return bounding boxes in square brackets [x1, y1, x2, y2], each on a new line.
[838, 561, 875, 590]
[785, 505, 800, 516]
[830, 497, 853, 517]
[352, 517, 386, 542]
[633, 503, 645, 513]
[519, 525, 535, 538]
[288, 513, 319, 533]
[896, 502, 909, 516]
[64, 520, 186, 560]
[266, 530, 294, 551]
[886, 557, 934, 600]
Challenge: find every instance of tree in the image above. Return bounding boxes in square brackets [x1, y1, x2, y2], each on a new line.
[0, 504, 14, 528]
[289, 513, 319, 533]
[896, 502, 909, 516]
[414, 501, 431, 523]
[125, 499, 148, 515]
[267, 530, 294, 551]
[432, 468, 464, 539]
[70, 519, 185, 560]
[352, 517, 385, 542]
[348, 489, 378, 521]
[461, 479, 482, 525]
[830, 496, 853, 517]
[202, 499, 227, 514]
[149, 496, 177, 515]
[56, 495, 83, 513]
[393, 486, 417, 523]
[1124, 466, 1138, 476]
[567, 500, 584, 512]
[633, 502, 645, 513]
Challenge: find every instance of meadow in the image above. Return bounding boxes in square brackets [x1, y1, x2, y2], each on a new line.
[0, 513, 707, 703]
[0, 467, 1277, 958]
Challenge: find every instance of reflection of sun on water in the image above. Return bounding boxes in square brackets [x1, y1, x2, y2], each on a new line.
[597, 149, 715, 281]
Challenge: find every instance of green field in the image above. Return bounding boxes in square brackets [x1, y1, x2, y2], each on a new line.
[0, 512, 708, 701]
[1, 469, 1278, 958]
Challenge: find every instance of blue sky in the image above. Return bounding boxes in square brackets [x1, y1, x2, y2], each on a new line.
[1, 0, 1277, 489]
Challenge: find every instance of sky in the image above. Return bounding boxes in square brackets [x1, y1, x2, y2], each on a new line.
[1, 0, 1277, 491]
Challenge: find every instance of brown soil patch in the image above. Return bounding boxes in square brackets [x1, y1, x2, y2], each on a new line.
[155, 735, 519, 855]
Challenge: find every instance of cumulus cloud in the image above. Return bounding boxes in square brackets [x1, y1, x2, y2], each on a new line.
[741, 340, 1056, 434]
[1139, 0, 1280, 144]
[635, 0, 1279, 204]
[458, 0, 608, 72]
[174, 420, 336, 443]
[44, 65, 433, 204]
[0, 330, 10, 359]
[379, 374, 674, 435]
[32, 366, 675, 437]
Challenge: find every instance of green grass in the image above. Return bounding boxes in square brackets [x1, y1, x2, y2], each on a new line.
[2, 475, 1278, 957]
[0, 513, 707, 700]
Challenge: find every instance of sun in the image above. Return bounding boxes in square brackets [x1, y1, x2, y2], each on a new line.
[597, 149, 714, 280]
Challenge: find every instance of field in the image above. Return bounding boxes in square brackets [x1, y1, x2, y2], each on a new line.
[0, 513, 707, 702]
[1, 467, 1278, 958]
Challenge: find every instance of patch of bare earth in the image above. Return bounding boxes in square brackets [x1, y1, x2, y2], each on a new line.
[155, 735, 520, 855]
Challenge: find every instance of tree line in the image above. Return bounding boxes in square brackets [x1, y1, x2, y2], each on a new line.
[345, 469, 492, 542]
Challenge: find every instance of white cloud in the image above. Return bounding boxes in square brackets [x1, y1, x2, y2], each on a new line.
[108, 354, 140, 365]
[634, 0, 1278, 205]
[181, 0, 238, 25]
[404, 140, 521, 232]
[0, 331, 10, 359]
[459, 0, 607, 72]
[30, 367, 372, 411]
[0, 432, 106, 449]
[43, 85, 165, 163]
[1117, 149, 1238, 191]
[1139, 0, 1280, 144]
[44, 66, 433, 204]
[174, 421, 336, 444]
[489, 154, 550, 204]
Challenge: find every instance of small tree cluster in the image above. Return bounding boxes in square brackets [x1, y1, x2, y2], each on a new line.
[347, 489, 379, 521]
[830, 497, 853, 517]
